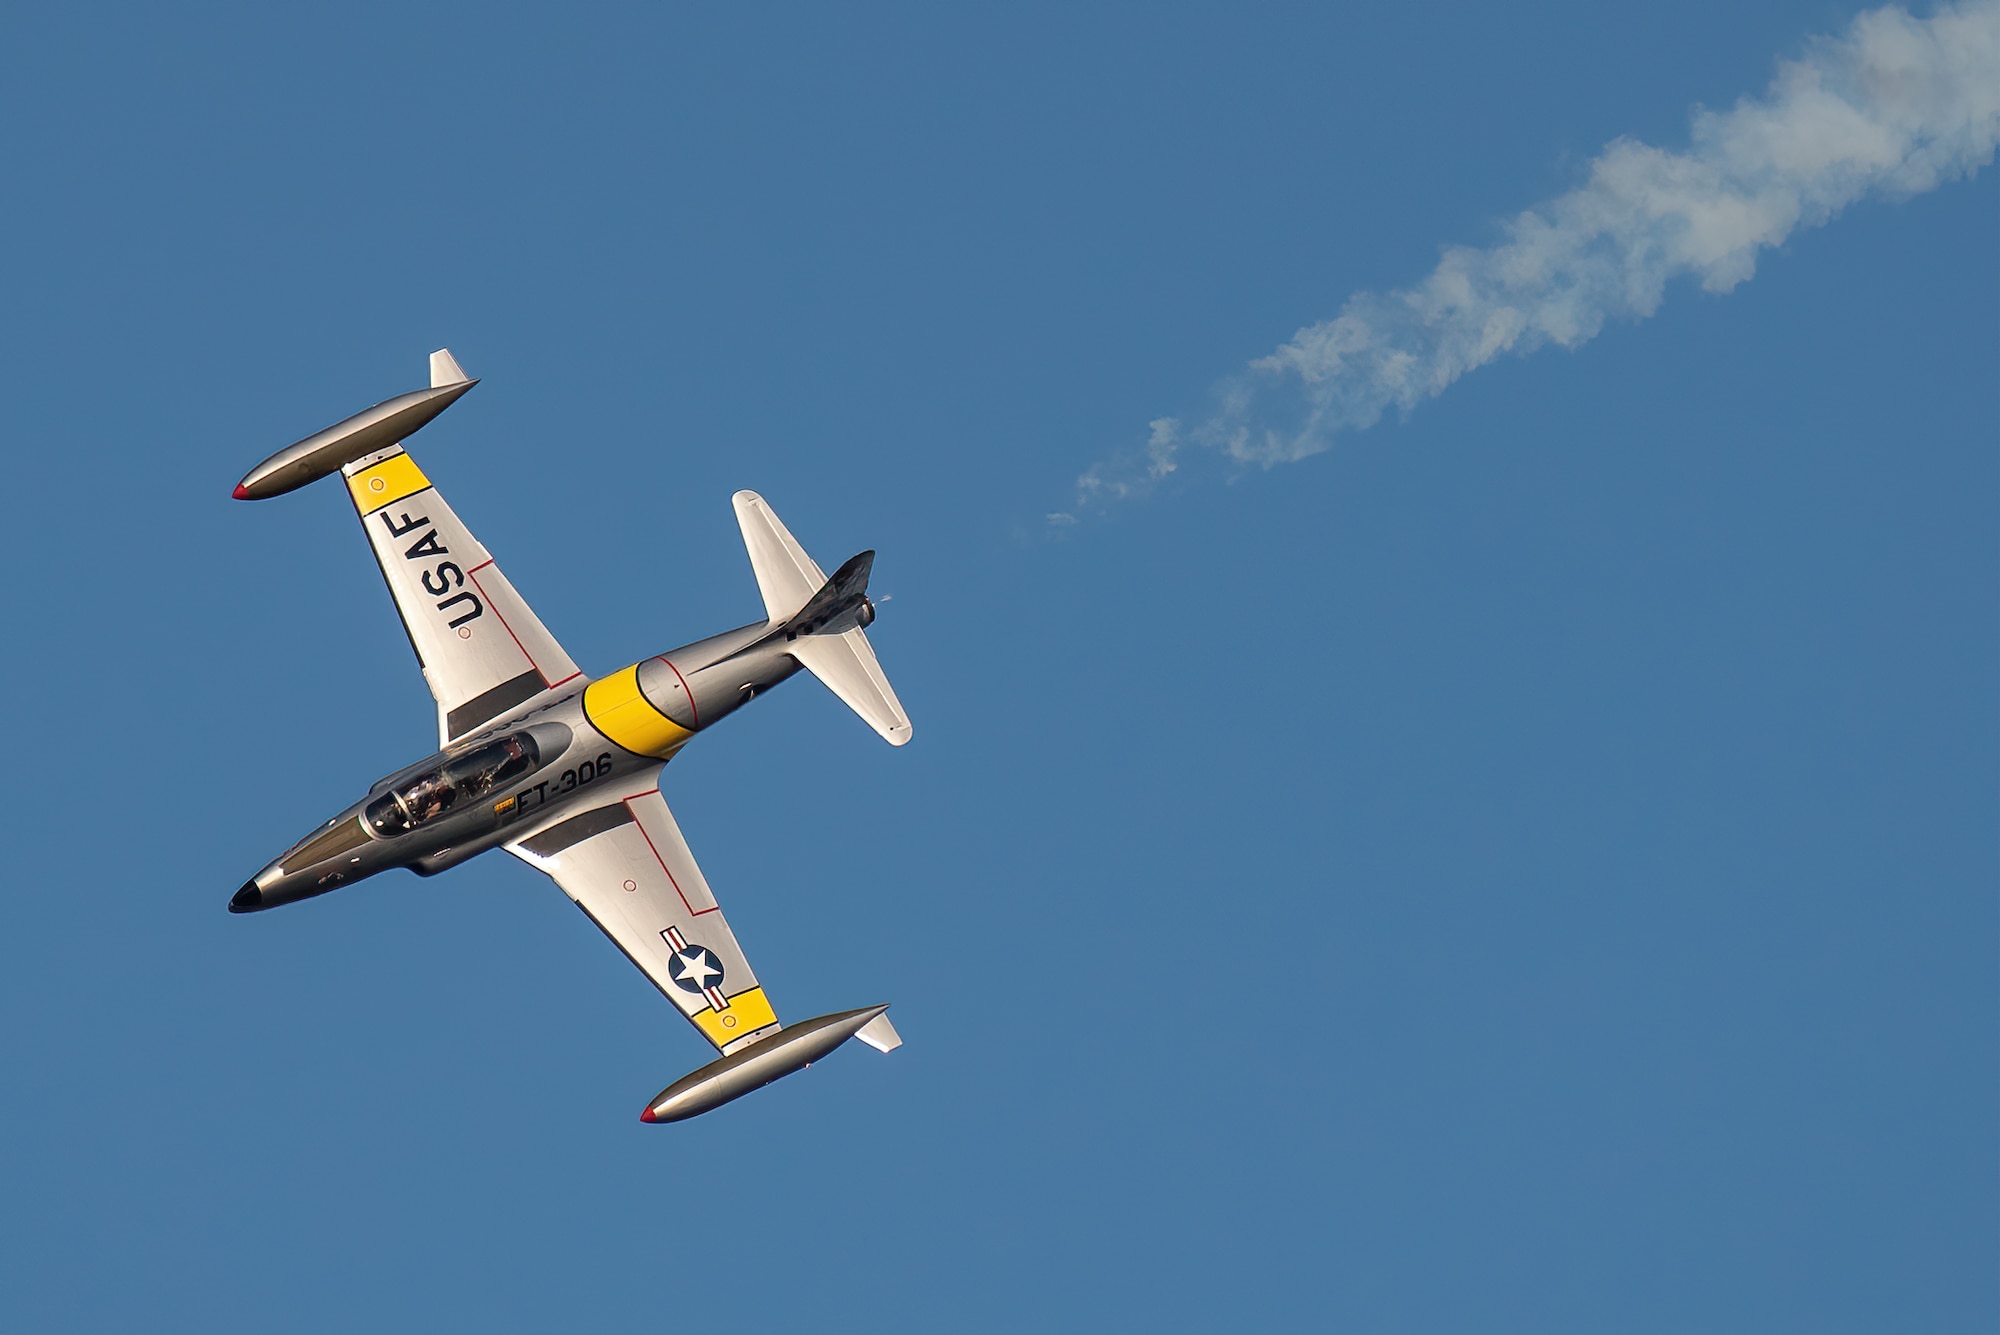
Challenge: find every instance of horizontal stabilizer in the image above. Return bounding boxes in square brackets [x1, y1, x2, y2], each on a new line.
[733, 490, 825, 623]
[789, 630, 912, 746]
[733, 491, 913, 746]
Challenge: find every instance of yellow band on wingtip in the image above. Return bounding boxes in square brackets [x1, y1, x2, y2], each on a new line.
[347, 453, 432, 516]
[692, 986, 778, 1049]
[584, 663, 694, 759]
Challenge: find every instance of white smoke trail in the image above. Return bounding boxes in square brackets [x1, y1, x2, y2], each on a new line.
[1063, 0, 1999, 515]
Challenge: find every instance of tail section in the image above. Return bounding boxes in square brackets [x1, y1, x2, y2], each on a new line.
[782, 550, 876, 640]
[733, 491, 913, 747]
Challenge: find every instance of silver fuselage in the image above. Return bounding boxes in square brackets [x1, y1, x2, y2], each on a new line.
[232, 620, 804, 913]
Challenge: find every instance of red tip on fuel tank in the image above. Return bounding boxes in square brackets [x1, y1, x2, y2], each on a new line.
[232, 483, 250, 500]
[639, 1105, 658, 1123]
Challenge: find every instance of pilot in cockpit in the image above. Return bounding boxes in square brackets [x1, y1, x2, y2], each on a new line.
[407, 775, 453, 823]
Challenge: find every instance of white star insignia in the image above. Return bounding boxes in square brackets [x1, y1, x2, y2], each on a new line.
[674, 947, 720, 990]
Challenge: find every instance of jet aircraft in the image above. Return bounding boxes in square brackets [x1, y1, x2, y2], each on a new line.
[229, 350, 911, 1122]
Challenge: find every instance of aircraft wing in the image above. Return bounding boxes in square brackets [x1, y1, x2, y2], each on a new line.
[341, 433, 582, 748]
[507, 780, 786, 1056]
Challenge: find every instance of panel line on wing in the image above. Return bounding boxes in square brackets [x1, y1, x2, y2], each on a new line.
[628, 792, 704, 916]
[466, 565, 544, 681]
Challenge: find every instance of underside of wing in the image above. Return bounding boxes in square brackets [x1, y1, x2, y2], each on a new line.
[507, 779, 783, 1055]
[344, 445, 583, 745]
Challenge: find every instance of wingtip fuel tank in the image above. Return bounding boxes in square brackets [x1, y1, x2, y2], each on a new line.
[235, 360, 477, 501]
[640, 1005, 894, 1123]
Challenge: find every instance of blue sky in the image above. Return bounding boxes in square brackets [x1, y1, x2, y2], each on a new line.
[0, 4, 1991, 1331]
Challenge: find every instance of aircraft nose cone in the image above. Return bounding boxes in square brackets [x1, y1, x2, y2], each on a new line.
[229, 881, 264, 913]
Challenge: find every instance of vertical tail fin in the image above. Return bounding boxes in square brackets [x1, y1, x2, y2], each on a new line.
[732, 491, 913, 747]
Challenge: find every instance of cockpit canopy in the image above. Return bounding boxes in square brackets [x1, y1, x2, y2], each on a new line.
[365, 732, 541, 836]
